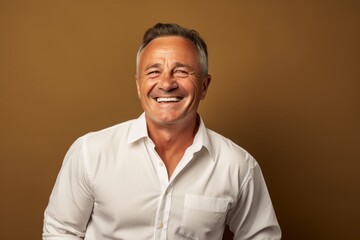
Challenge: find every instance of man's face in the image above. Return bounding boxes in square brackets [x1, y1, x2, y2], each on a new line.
[136, 36, 210, 127]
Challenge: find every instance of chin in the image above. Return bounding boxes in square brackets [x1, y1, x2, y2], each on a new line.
[151, 115, 185, 126]
[156, 117, 181, 125]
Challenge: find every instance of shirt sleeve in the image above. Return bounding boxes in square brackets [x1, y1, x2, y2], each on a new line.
[43, 136, 94, 240]
[226, 160, 282, 240]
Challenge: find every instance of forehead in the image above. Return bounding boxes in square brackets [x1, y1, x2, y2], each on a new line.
[139, 36, 200, 66]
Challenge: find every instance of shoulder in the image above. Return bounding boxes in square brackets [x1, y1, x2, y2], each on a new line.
[88, 118, 138, 141]
[206, 128, 258, 177]
[207, 128, 254, 162]
[76, 118, 137, 154]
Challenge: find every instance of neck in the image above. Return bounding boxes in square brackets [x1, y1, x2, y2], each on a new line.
[145, 114, 199, 177]
[146, 114, 199, 146]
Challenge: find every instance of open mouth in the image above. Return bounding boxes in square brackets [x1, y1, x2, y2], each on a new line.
[155, 97, 183, 103]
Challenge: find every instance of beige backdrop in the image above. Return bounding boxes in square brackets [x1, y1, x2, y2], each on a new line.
[1, 0, 359, 239]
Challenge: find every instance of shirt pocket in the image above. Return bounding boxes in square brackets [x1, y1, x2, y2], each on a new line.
[176, 194, 230, 240]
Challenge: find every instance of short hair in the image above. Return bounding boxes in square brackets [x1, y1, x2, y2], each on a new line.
[136, 23, 208, 79]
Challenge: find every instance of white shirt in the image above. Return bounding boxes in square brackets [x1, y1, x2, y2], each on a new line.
[43, 113, 281, 240]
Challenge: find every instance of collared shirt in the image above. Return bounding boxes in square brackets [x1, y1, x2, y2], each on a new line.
[43, 113, 281, 240]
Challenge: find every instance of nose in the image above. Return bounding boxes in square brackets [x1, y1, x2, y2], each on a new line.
[158, 73, 178, 91]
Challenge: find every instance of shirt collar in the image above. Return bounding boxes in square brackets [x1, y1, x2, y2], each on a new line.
[127, 113, 215, 160]
[192, 115, 215, 161]
[127, 113, 148, 144]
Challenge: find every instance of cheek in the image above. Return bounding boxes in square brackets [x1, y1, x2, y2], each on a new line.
[137, 79, 157, 99]
[193, 82, 204, 98]
[184, 78, 200, 91]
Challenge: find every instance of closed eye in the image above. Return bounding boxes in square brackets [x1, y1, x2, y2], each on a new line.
[174, 69, 189, 78]
[146, 70, 161, 77]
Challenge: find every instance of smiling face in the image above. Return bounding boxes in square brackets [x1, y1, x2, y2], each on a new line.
[136, 36, 211, 128]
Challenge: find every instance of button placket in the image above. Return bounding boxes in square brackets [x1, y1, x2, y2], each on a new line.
[154, 185, 173, 240]
[157, 160, 169, 191]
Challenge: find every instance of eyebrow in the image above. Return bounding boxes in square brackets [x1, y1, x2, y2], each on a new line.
[173, 62, 192, 69]
[144, 63, 162, 72]
[144, 62, 193, 72]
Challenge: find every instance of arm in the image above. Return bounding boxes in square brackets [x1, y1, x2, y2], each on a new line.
[227, 161, 281, 240]
[43, 136, 94, 240]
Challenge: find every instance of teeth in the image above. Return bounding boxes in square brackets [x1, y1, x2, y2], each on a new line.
[156, 97, 181, 102]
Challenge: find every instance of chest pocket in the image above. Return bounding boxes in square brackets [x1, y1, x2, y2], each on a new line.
[176, 194, 230, 240]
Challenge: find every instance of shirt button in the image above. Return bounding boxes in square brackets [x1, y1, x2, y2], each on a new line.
[158, 161, 164, 167]
[157, 222, 163, 229]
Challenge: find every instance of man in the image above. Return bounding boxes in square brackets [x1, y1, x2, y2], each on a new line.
[43, 23, 281, 240]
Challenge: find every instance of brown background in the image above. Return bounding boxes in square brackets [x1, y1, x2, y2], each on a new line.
[1, 0, 359, 239]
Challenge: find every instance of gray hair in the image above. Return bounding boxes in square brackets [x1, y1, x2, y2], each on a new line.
[136, 23, 208, 79]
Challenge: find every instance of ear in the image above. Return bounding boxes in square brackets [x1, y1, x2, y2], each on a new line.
[200, 74, 211, 100]
[135, 75, 141, 99]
